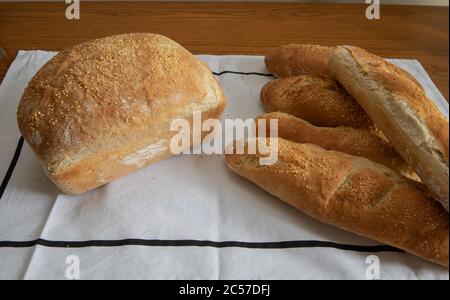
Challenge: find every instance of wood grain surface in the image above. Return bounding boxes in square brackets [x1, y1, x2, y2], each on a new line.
[0, 1, 448, 99]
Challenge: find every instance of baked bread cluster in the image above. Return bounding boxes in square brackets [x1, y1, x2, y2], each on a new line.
[16, 36, 449, 267]
[225, 44, 449, 267]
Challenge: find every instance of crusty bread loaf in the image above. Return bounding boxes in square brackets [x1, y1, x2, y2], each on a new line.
[265, 44, 332, 77]
[255, 112, 417, 180]
[225, 138, 449, 267]
[329, 45, 449, 212]
[264, 44, 425, 90]
[17, 33, 226, 194]
[260, 75, 375, 130]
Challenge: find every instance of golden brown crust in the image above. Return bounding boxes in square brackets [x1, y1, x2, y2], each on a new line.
[17, 33, 226, 194]
[260, 75, 375, 130]
[255, 112, 417, 180]
[265, 44, 332, 77]
[225, 138, 449, 267]
[329, 45, 449, 211]
[341, 45, 448, 162]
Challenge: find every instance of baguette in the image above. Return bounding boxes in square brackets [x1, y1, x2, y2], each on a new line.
[225, 138, 449, 267]
[329, 45, 449, 212]
[17, 33, 226, 194]
[260, 75, 375, 130]
[264, 44, 425, 91]
[265, 44, 333, 77]
[255, 112, 417, 179]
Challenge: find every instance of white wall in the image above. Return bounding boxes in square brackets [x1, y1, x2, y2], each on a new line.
[1, 0, 449, 6]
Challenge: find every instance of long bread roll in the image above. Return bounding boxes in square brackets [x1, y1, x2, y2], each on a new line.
[329, 45, 449, 212]
[225, 138, 449, 267]
[265, 44, 333, 77]
[255, 112, 416, 179]
[260, 75, 375, 130]
[265, 44, 425, 91]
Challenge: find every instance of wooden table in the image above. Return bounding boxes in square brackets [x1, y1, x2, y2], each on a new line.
[0, 2, 448, 99]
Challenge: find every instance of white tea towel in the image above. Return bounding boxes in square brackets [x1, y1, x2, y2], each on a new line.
[0, 51, 448, 279]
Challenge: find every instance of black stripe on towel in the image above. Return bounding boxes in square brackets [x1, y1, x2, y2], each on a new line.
[0, 136, 24, 200]
[213, 70, 274, 77]
[0, 238, 404, 253]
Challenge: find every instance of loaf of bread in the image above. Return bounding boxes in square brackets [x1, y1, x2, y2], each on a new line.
[329, 45, 449, 212]
[260, 75, 375, 130]
[255, 112, 417, 179]
[17, 33, 226, 194]
[265, 44, 333, 77]
[225, 138, 449, 267]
